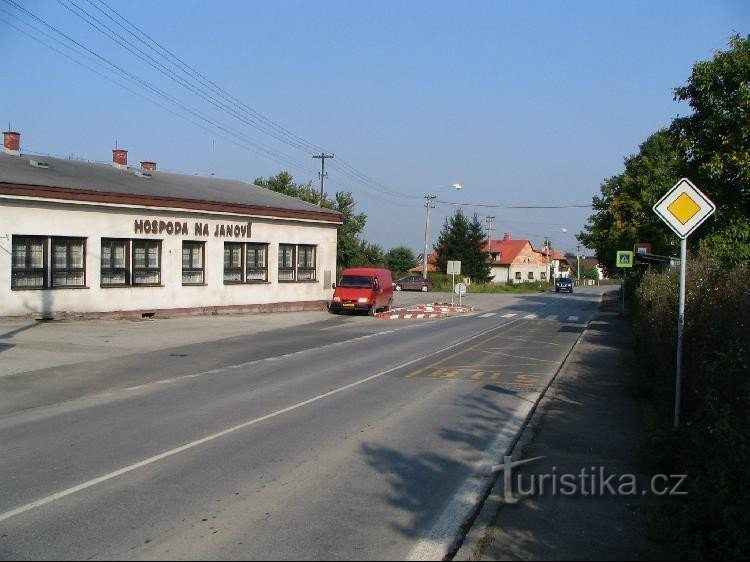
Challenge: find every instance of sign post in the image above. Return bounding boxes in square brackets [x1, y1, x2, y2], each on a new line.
[447, 261, 461, 306]
[615, 250, 633, 315]
[653, 178, 715, 429]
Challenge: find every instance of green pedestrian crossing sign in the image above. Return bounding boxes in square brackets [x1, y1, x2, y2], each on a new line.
[616, 250, 633, 268]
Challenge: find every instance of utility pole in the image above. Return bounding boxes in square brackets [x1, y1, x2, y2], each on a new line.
[313, 153, 334, 206]
[576, 244, 581, 282]
[422, 195, 437, 279]
[544, 236, 551, 282]
[485, 215, 495, 250]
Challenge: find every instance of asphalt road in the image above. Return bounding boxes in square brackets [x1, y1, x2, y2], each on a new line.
[0, 287, 606, 560]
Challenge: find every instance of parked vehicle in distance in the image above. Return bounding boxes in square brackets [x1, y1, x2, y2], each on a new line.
[393, 275, 433, 292]
[330, 268, 394, 316]
[555, 277, 573, 293]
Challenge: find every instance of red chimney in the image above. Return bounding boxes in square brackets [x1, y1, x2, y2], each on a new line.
[112, 148, 128, 169]
[3, 131, 20, 155]
[140, 161, 157, 171]
[503, 232, 510, 241]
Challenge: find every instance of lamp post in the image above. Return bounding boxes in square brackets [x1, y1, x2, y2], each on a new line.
[421, 183, 462, 279]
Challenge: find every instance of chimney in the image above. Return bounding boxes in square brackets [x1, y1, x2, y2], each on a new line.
[3, 131, 20, 156]
[140, 161, 157, 171]
[112, 148, 128, 169]
[503, 232, 510, 241]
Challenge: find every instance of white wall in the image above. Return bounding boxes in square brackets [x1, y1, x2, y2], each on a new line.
[0, 198, 338, 316]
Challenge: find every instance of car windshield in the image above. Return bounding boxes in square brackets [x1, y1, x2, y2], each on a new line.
[339, 275, 373, 289]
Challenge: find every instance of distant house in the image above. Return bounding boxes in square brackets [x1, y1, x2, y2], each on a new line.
[485, 233, 548, 284]
[410, 253, 439, 274]
[543, 248, 570, 279]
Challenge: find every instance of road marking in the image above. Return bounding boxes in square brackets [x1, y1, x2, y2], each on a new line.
[501, 313, 517, 318]
[567, 315, 580, 322]
[545, 314, 557, 321]
[523, 314, 538, 319]
[407, 399, 533, 561]
[0, 318, 524, 525]
[478, 313, 497, 318]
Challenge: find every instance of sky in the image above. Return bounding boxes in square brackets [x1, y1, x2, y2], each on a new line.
[1, 0, 747, 257]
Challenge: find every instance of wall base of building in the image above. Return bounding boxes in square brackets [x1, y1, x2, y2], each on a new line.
[1, 300, 330, 321]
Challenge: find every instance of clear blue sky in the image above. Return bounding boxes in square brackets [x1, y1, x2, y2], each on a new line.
[1, 0, 747, 256]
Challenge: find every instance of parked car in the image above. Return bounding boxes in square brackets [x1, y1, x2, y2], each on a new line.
[330, 268, 394, 316]
[555, 277, 573, 293]
[393, 275, 433, 292]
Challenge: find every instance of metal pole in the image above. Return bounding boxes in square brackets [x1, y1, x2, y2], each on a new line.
[674, 237, 687, 429]
[621, 269, 626, 315]
[576, 245, 581, 283]
[451, 272, 455, 306]
[422, 195, 435, 279]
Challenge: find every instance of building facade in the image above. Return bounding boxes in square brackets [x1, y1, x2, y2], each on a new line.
[486, 234, 549, 284]
[0, 132, 342, 318]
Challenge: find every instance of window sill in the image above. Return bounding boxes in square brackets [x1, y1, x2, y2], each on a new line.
[278, 280, 318, 283]
[182, 283, 208, 287]
[12, 285, 91, 291]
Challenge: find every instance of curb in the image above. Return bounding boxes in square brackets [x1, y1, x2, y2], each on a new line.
[375, 309, 445, 319]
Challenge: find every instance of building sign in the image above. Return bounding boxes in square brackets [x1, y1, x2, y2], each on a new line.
[134, 219, 252, 238]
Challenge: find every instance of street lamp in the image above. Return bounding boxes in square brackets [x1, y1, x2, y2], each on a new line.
[422, 183, 463, 279]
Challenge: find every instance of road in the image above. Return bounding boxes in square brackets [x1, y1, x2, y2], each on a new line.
[0, 287, 606, 560]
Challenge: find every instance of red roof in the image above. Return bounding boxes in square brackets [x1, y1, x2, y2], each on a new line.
[484, 236, 533, 266]
[409, 253, 439, 273]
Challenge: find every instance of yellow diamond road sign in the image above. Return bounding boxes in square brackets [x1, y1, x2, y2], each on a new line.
[654, 178, 715, 239]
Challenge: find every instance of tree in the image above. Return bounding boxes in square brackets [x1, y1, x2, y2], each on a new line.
[671, 34, 750, 264]
[434, 209, 492, 282]
[577, 129, 686, 276]
[356, 242, 386, 267]
[385, 246, 417, 274]
[254, 172, 368, 268]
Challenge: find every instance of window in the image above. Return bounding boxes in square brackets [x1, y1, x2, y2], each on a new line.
[51, 237, 86, 287]
[297, 245, 316, 281]
[224, 243, 244, 283]
[246, 243, 268, 282]
[278, 244, 296, 281]
[540, 272, 546, 280]
[101, 239, 130, 286]
[133, 240, 161, 285]
[11, 236, 46, 289]
[182, 241, 205, 285]
[528, 271, 535, 280]
[515, 272, 522, 281]
[223, 242, 269, 283]
[278, 244, 317, 282]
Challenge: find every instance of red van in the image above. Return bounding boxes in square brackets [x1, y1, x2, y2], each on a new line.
[329, 268, 394, 316]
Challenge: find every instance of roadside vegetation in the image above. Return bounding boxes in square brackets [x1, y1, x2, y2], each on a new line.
[579, 35, 750, 560]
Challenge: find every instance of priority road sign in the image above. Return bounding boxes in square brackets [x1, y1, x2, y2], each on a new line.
[616, 250, 633, 268]
[653, 178, 716, 239]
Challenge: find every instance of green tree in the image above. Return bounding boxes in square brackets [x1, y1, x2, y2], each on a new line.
[385, 246, 417, 274]
[671, 34, 750, 264]
[254, 172, 368, 268]
[355, 242, 386, 267]
[577, 129, 685, 276]
[434, 209, 492, 282]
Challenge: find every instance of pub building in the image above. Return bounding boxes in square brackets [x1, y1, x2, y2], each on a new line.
[0, 131, 342, 318]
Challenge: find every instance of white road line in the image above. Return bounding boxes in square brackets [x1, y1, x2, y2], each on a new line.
[501, 313, 517, 318]
[0, 318, 524, 525]
[545, 315, 557, 321]
[523, 314, 538, 319]
[478, 313, 497, 318]
[567, 315, 580, 322]
[407, 399, 533, 561]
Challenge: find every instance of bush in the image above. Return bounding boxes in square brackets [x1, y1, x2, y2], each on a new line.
[634, 262, 750, 559]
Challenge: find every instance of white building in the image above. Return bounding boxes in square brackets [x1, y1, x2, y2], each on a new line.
[0, 132, 342, 318]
